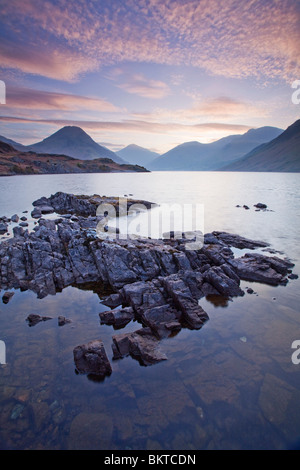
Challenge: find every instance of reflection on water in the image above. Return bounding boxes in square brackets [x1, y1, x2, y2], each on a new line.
[0, 277, 300, 450]
[0, 172, 300, 450]
[204, 295, 231, 308]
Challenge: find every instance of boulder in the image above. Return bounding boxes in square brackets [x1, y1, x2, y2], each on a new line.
[99, 306, 134, 329]
[2, 291, 14, 304]
[73, 340, 112, 378]
[112, 328, 167, 365]
[11, 214, 19, 223]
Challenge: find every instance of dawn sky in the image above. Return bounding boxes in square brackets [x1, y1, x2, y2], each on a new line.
[0, 0, 299, 153]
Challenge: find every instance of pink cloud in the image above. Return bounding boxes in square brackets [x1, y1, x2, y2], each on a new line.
[117, 74, 171, 99]
[5, 87, 120, 112]
[0, 115, 251, 135]
[1, 0, 299, 82]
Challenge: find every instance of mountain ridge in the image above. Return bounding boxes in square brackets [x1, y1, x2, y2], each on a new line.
[220, 119, 300, 172]
[149, 126, 284, 171]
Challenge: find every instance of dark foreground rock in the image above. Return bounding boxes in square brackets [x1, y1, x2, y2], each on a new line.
[112, 328, 167, 366]
[0, 192, 296, 376]
[73, 340, 112, 379]
[26, 313, 53, 327]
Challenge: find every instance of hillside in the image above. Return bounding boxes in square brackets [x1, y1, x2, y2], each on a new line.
[221, 120, 300, 172]
[0, 141, 149, 176]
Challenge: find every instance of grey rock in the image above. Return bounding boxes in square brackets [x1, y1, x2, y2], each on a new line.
[26, 313, 53, 326]
[58, 315, 72, 326]
[0, 222, 8, 234]
[228, 253, 294, 286]
[204, 265, 244, 297]
[73, 340, 112, 378]
[254, 203, 267, 209]
[112, 328, 167, 365]
[100, 306, 134, 329]
[11, 214, 19, 223]
[31, 207, 42, 219]
[101, 292, 123, 308]
[2, 291, 14, 304]
[13, 226, 25, 237]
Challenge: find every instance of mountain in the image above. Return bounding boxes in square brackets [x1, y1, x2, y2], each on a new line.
[0, 135, 27, 152]
[0, 141, 149, 176]
[220, 120, 300, 172]
[149, 126, 283, 171]
[27, 126, 125, 163]
[117, 144, 160, 166]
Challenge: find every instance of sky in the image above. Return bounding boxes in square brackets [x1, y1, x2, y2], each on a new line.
[0, 0, 299, 154]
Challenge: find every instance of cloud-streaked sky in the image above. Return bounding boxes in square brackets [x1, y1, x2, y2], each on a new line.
[0, 0, 299, 153]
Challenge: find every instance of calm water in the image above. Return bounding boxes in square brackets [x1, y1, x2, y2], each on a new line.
[0, 171, 300, 450]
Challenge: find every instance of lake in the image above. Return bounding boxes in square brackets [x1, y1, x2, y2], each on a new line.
[0, 171, 300, 450]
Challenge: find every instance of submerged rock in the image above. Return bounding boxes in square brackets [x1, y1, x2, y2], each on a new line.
[26, 314, 53, 327]
[58, 315, 72, 326]
[2, 291, 14, 304]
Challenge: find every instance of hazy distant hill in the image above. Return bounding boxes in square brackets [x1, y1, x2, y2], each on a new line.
[0, 141, 149, 176]
[117, 144, 160, 166]
[221, 120, 300, 172]
[149, 126, 283, 171]
[27, 126, 125, 163]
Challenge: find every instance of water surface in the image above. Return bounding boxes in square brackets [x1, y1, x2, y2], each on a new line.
[0, 171, 299, 450]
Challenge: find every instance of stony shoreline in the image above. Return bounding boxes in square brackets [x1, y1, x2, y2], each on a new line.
[0, 192, 296, 379]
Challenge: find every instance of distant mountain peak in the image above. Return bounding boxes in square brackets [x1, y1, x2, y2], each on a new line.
[117, 144, 160, 167]
[26, 126, 125, 163]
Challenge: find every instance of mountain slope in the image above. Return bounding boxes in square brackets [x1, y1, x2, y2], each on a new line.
[220, 120, 300, 172]
[27, 126, 125, 163]
[149, 126, 283, 171]
[0, 135, 27, 152]
[0, 141, 149, 176]
[117, 144, 160, 166]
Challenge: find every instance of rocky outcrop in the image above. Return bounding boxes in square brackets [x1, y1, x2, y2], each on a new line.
[0, 192, 296, 376]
